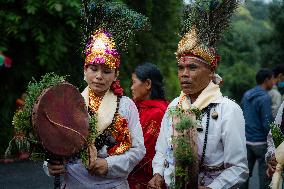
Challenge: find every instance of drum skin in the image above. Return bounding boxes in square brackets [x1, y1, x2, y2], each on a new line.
[32, 83, 89, 158]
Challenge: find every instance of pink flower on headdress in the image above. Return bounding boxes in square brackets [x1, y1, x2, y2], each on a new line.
[105, 48, 112, 55]
[94, 57, 106, 64]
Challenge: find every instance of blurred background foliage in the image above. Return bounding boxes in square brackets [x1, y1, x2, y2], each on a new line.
[0, 0, 284, 154]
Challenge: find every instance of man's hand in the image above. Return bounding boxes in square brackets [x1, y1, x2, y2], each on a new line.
[147, 173, 164, 189]
[47, 160, 66, 176]
[267, 155, 277, 177]
[88, 158, 108, 176]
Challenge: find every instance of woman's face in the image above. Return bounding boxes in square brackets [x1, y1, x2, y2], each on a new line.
[84, 64, 117, 96]
[131, 73, 151, 101]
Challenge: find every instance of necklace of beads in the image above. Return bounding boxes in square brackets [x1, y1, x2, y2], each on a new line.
[88, 87, 104, 113]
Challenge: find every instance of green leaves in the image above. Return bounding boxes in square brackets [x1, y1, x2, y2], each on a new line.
[169, 106, 201, 132]
[24, 73, 66, 115]
[80, 113, 98, 168]
[1, 0, 82, 68]
[217, 1, 272, 102]
[25, 0, 40, 15]
[168, 105, 200, 188]
[88, 114, 98, 144]
[173, 137, 192, 165]
[271, 123, 284, 148]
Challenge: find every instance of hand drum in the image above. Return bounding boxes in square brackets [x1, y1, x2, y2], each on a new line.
[32, 83, 89, 158]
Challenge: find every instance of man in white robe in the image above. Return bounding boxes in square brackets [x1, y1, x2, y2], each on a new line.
[148, 15, 249, 189]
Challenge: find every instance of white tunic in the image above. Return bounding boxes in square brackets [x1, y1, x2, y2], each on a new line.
[152, 96, 248, 189]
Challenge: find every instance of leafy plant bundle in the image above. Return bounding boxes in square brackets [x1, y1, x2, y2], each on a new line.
[168, 106, 201, 188]
[270, 123, 284, 148]
[80, 114, 98, 168]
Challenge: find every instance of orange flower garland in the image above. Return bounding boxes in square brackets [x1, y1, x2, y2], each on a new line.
[107, 114, 131, 155]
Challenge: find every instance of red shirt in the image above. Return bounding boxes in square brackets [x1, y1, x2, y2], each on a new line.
[128, 99, 168, 189]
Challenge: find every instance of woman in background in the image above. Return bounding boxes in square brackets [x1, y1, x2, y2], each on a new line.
[128, 63, 168, 189]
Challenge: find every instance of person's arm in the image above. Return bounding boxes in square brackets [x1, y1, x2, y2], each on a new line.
[148, 110, 170, 188]
[266, 130, 276, 162]
[207, 102, 249, 189]
[104, 98, 146, 178]
[152, 111, 169, 177]
[271, 91, 282, 118]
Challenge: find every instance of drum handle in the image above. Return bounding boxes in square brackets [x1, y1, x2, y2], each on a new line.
[47, 158, 63, 189]
[54, 174, 61, 189]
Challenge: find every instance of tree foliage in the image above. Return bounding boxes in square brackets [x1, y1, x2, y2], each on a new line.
[0, 0, 84, 155]
[261, 0, 284, 67]
[120, 0, 182, 98]
[217, 0, 272, 102]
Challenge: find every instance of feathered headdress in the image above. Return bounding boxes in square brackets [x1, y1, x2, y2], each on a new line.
[81, 0, 150, 69]
[177, 0, 241, 70]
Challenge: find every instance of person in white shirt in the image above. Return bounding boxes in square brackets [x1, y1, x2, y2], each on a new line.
[148, 1, 248, 188]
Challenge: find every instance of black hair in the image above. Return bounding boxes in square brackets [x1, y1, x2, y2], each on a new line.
[273, 64, 284, 77]
[134, 62, 166, 100]
[256, 68, 273, 85]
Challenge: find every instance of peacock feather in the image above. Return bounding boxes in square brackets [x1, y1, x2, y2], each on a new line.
[81, 0, 150, 52]
[181, 0, 241, 48]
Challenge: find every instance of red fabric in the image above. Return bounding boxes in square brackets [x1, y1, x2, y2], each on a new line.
[110, 79, 124, 96]
[4, 56, 12, 68]
[128, 99, 168, 189]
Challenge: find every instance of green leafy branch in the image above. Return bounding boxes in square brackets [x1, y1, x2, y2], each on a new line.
[270, 123, 284, 148]
[80, 113, 99, 167]
[168, 106, 200, 188]
[168, 106, 201, 132]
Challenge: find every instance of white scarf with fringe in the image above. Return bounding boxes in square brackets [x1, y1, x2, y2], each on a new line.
[81, 87, 117, 134]
[179, 81, 222, 111]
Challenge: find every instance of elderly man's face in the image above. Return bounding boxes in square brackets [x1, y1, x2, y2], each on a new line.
[178, 56, 213, 96]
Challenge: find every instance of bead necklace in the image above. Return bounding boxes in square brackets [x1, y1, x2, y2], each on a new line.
[199, 103, 217, 186]
[89, 87, 103, 113]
